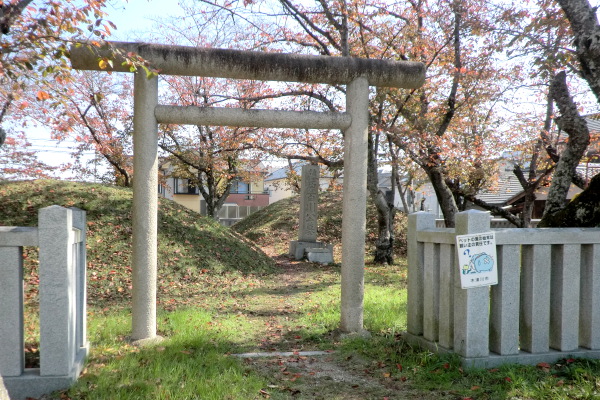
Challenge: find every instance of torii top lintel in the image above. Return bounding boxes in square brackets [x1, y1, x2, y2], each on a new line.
[70, 41, 425, 89]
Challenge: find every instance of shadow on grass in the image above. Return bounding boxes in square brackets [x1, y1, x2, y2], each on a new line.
[67, 310, 267, 400]
[69, 337, 267, 400]
[69, 296, 600, 400]
[243, 279, 338, 298]
[335, 333, 600, 400]
[68, 312, 596, 400]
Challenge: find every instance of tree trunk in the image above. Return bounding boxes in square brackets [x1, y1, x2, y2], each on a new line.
[205, 195, 217, 218]
[426, 166, 458, 228]
[512, 163, 546, 228]
[198, 169, 230, 219]
[539, 173, 600, 227]
[388, 137, 411, 214]
[540, 71, 590, 224]
[538, 0, 600, 228]
[374, 201, 395, 265]
[520, 191, 536, 227]
[367, 132, 395, 264]
[557, 0, 600, 104]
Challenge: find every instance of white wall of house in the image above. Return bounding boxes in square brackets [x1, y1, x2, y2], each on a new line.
[388, 181, 442, 217]
[264, 178, 295, 204]
[265, 176, 335, 204]
[374, 171, 443, 217]
[409, 183, 443, 217]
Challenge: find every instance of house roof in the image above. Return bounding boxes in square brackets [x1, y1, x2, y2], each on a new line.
[505, 184, 583, 205]
[264, 163, 305, 182]
[475, 174, 524, 205]
[264, 162, 340, 182]
[585, 114, 600, 133]
[265, 166, 401, 189]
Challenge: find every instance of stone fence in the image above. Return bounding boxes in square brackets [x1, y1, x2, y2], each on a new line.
[405, 210, 600, 368]
[0, 206, 88, 400]
[436, 218, 541, 228]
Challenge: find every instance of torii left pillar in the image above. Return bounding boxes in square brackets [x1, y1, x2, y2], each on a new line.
[131, 72, 160, 343]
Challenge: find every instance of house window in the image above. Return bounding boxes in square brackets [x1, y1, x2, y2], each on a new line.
[231, 180, 250, 194]
[174, 178, 198, 194]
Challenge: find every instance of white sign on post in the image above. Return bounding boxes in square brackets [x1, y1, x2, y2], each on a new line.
[456, 232, 498, 289]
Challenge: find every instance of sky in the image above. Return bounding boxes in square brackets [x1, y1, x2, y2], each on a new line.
[31, 0, 292, 177]
[104, 0, 185, 41]
[29, 0, 185, 174]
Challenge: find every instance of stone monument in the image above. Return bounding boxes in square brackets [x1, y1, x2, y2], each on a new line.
[289, 164, 333, 263]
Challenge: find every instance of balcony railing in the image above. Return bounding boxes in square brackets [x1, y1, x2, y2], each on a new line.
[228, 189, 270, 195]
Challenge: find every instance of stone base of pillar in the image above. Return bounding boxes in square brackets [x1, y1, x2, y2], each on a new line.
[289, 241, 333, 263]
[306, 248, 334, 264]
[3, 343, 88, 400]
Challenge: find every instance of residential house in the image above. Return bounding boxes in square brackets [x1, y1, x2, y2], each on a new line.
[264, 163, 338, 203]
[159, 162, 269, 225]
[265, 163, 430, 212]
[504, 184, 583, 219]
[264, 160, 522, 219]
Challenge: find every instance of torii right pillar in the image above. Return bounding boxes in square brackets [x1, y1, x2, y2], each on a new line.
[340, 77, 369, 334]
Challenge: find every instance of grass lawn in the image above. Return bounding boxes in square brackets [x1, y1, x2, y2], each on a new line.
[68, 260, 600, 400]
[3, 180, 600, 399]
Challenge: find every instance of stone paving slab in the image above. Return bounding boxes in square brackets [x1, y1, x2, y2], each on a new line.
[231, 351, 334, 358]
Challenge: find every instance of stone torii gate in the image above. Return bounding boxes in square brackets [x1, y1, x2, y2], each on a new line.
[71, 42, 425, 343]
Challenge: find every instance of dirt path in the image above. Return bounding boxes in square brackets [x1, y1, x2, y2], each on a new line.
[237, 248, 450, 400]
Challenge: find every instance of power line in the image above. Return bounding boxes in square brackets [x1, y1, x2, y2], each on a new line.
[27, 148, 95, 154]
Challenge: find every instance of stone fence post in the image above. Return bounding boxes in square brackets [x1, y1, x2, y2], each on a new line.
[38, 206, 89, 377]
[453, 210, 491, 358]
[0, 206, 89, 399]
[71, 208, 87, 354]
[407, 212, 435, 336]
[0, 232, 27, 377]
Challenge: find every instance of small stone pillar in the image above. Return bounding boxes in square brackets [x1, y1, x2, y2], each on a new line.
[39, 206, 77, 376]
[289, 164, 333, 263]
[453, 210, 491, 358]
[38, 206, 89, 377]
[2, 207, 89, 399]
